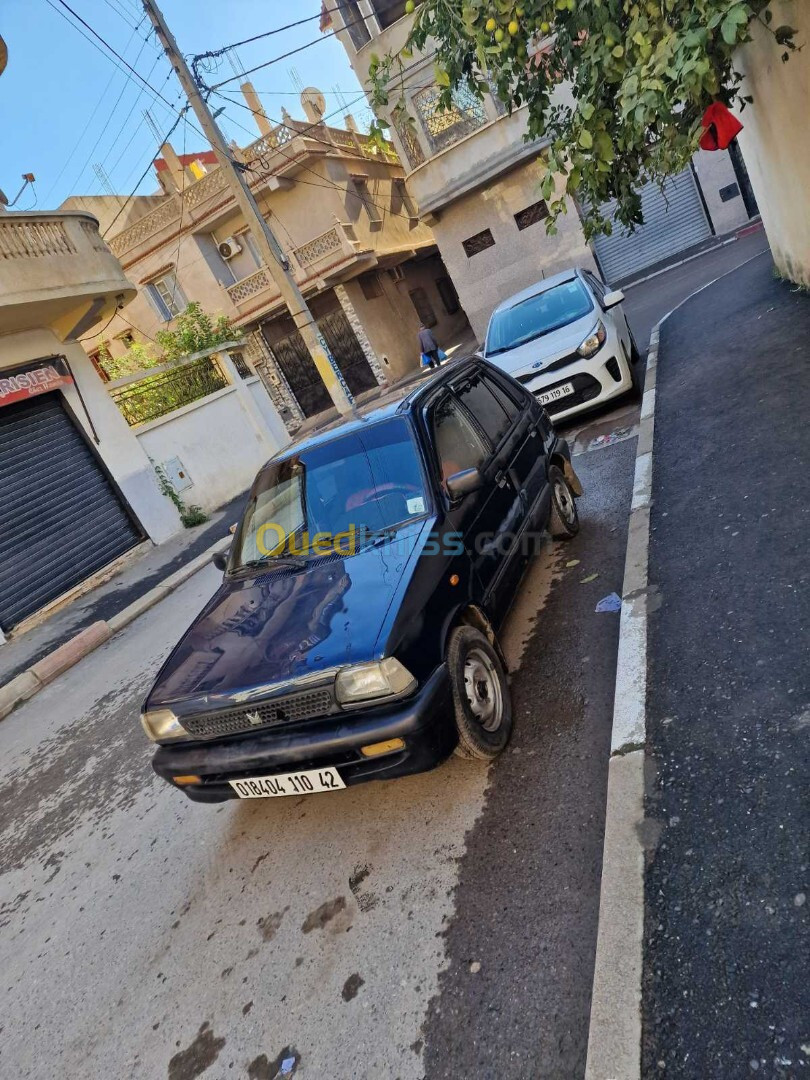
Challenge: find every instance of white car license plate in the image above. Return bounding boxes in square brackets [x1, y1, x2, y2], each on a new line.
[230, 766, 345, 799]
[537, 382, 575, 406]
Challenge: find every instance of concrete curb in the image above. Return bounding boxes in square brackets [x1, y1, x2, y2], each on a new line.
[584, 246, 772, 1079]
[0, 534, 231, 722]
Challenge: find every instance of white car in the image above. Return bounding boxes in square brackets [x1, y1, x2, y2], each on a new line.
[482, 268, 642, 422]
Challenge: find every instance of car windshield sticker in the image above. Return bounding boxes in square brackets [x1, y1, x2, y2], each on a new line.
[407, 496, 426, 515]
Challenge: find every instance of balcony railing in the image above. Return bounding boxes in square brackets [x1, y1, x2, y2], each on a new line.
[225, 222, 362, 308]
[0, 211, 136, 333]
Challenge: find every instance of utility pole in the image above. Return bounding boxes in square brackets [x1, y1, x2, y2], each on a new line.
[141, 0, 353, 415]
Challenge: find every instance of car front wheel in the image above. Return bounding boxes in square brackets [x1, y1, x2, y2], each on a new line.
[448, 626, 513, 760]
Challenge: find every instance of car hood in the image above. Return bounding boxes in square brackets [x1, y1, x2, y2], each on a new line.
[145, 518, 434, 714]
[484, 310, 598, 379]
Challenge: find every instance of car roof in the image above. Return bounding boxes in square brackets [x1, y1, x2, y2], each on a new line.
[265, 353, 482, 462]
[488, 267, 584, 318]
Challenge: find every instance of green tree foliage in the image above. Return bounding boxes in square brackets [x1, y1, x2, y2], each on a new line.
[369, 0, 796, 236]
[154, 302, 240, 363]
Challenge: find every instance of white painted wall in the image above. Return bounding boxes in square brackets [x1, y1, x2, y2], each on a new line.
[0, 328, 182, 544]
[692, 147, 752, 237]
[134, 356, 287, 514]
[734, 0, 810, 285]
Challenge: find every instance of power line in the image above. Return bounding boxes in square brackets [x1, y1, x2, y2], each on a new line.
[44, 0, 206, 142]
[102, 104, 189, 239]
[94, 54, 168, 186]
[41, 14, 146, 203]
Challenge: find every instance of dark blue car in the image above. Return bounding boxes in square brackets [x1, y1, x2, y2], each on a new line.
[141, 356, 583, 802]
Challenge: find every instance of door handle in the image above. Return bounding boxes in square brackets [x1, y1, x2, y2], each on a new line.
[495, 469, 507, 487]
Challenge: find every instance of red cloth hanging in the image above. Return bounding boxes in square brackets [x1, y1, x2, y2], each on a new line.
[699, 102, 744, 151]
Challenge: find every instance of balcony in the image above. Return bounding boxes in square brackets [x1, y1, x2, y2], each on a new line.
[225, 222, 368, 315]
[0, 211, 136, 338]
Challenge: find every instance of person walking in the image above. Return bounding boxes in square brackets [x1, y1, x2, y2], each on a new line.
[418, 323, 441, 369]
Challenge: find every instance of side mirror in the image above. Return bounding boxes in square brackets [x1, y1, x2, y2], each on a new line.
[446, 467, 483, 500]
[602, 289, 625, 309]
[212, 549, 229, 572]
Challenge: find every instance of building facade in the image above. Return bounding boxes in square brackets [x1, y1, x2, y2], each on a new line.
[67, 87, 470, 432]
[0, 208, 184, 639]
[326, 1, 757, 340]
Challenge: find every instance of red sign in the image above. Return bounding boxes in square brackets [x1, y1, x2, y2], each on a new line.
[0, 357, 73, 408]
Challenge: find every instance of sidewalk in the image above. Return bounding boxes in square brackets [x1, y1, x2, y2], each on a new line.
[643, 254, 808, 1073]
[0, 488, 248, 690]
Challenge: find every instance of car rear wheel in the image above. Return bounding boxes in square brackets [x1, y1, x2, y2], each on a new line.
[448, 626, 513, 760]
[548, 464, 580, 539]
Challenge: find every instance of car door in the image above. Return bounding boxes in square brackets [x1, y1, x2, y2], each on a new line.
[428, 388, 520, 612]
[479, 367, 551, 527]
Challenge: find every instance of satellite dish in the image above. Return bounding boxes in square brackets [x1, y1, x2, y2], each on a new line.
[300, 87, 327, 123]
[0, 189, 8, 207]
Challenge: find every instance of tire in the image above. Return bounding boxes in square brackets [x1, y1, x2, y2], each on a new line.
[448, 626, 513, 760]
[548, 464, 580, 540]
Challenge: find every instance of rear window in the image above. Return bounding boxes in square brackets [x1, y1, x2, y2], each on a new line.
[485, 279, 594, 355]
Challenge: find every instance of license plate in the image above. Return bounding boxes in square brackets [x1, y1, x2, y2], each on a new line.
[537, 382, 575, 406]
[229, 766, 345, 799]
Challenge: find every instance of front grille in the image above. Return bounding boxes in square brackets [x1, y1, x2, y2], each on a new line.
[536, 373, 602, 416]
[183, 687, 336, 739]
[516, 350, 580, 385]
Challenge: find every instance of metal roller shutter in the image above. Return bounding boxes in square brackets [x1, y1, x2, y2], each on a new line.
[0, 393, 142, 630]
[591, 167, 712, 284]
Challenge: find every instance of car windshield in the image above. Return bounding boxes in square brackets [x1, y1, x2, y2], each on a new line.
[485, 278, 594, 355]
[231, 418, 428, 569]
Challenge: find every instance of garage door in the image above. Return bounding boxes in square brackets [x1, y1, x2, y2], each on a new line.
[0, 393, 142, 630]
[591, 167, 712, 284]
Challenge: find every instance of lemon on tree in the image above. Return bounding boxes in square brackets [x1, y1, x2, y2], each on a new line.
[404, 0, 415, 12]
[485, 16, 497, 31]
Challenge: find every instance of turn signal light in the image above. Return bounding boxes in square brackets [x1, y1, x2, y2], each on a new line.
[173, 775, 201, 785]
[360, 738, 405, 757]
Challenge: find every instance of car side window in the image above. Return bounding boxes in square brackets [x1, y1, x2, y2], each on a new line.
[481, 372, 523, 420]
[584, 271, 607, 304]
[453, 369, 512, 447]
[431, 393, 489, 484]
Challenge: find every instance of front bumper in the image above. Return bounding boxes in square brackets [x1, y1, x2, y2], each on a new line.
[521, 340, 634, 421]
[152, 664, 456, 802]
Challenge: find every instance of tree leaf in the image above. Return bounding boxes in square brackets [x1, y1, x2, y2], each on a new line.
[578, 128, 594, 149]
[580, 101, 595, 120]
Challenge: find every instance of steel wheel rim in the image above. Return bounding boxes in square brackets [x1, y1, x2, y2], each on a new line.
[463, 647, 503, 732]
[554, 478, 576, 526]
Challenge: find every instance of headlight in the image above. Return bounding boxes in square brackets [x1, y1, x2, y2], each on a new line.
[577, 320, 607, 358]
[335, 658, 416, 706]
[140, 708, 188, 742]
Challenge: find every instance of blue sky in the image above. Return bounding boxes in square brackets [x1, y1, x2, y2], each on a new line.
[1, 0, 368, 209]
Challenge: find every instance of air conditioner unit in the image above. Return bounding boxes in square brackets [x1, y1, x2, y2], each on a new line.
[218, 236, 243, 260]
[388, 266, 406, 284]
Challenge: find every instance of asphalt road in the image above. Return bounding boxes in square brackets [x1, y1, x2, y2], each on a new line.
[643, 254, 809, 1077]
[0, 235, 773, 1080]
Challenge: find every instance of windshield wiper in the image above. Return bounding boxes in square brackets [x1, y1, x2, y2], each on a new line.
[236, 554, 307, 572]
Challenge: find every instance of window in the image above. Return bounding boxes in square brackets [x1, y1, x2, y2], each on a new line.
[359, 272, 384, 300]
[371, 0, 414, 30]
[232, 418, 427, 567]
[392, 178, 418, 220]
[483, 372, 523, 419]
[431, 394, 488, 483]
[336, 0, 371, 49]
[435, 276, 460, 315]
[413, 85, 488, 154]
[514, 200, 550, 231]
[351, 176, 382, 227]
[485, 279, 594, 356]
[583, 270, 607, 302]
[462, 228, 495, 258]
[88, 349, 110, 383]
[146, 271, 187, 320]
[454, 370, 512, 447]
[408, 287, 437, 328]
